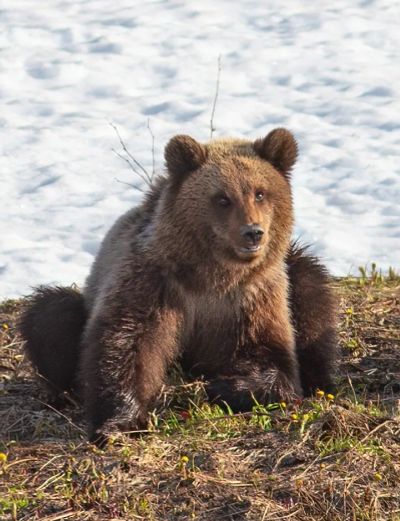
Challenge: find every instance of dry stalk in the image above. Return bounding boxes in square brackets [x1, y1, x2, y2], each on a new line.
[147, 118, 156, 182]
[210, 54, 222, 139]
[109, 122, 153, 189]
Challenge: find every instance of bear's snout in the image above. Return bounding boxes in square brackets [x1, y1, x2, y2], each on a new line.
[240, 224, 264, 245]
[234, 223, 266, 259]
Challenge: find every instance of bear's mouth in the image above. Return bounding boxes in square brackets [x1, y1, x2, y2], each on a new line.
[238, 245, 261, 253]
[235, 245, 262, 260]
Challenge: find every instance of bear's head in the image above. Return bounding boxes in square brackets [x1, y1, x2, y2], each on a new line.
[162, 128, 297, 269]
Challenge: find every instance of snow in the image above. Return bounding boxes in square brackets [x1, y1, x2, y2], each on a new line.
[0, 0, 399, 299]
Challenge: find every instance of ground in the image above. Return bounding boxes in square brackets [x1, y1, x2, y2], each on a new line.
[1, 268, 399, 521]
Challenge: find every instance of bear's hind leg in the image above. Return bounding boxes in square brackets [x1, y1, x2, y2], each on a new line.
[287, 243, 338, 396]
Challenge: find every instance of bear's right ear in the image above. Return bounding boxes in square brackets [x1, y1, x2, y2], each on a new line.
[164, 135, 208, 182]
[253, 128, 298, 179]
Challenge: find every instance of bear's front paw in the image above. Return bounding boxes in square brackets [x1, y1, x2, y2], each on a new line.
[206, 377, 255, 412]
[206, 370, 302, 412]
[88, 409, 149, 447]
[269, 372, 302, 403]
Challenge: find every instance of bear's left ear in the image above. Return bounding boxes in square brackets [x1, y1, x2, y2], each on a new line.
[165, 135, 208, 182]
[253, 128, 298, 179]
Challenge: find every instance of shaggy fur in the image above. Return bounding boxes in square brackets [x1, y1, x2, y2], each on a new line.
[19, 286, 86, 403]
[19, 128, 337, 444]
[287, 243, 338, 395]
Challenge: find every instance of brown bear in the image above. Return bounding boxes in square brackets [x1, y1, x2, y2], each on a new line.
[20, 128, 337, 444]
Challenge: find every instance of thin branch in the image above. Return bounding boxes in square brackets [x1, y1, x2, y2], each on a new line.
[147, 118, 156, 182]
[34, 397, 86, 434]
[113, 176, 145, 193]
[112, 148, 149, 187]
[109, 122, 153, 186]
[210, 54, 222, 139]
[110, 121, 150, 179]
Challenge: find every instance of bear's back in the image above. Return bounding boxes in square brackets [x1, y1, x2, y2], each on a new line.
[84, 177, 167, 312]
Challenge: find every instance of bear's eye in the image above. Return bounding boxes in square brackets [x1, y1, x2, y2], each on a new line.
[255, 190, 265, 202]
[218, 195, 231, 208]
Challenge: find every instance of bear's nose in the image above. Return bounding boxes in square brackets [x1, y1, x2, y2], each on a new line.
[240, 224, 264, 244]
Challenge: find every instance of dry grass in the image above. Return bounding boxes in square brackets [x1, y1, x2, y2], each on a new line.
[1, 271, 399, 520]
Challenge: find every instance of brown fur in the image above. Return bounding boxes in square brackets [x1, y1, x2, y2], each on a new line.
[19, 128, 337, 444]
[254, 128, 298, 178]
[19, 286, 86, 404]
[287, 243, 338, 395]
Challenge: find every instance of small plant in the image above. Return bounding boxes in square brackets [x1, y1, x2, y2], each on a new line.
[248, 398, 278, 431]
[358, 262, 398, 286]
[0, 487, 32, 520]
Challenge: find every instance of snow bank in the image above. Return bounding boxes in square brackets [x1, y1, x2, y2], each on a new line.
[1, 0, 399, 298]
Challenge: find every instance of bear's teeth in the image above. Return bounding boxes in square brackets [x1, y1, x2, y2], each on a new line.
[239, 245, 261, 253]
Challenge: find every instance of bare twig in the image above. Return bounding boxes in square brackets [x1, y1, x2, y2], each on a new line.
[29, 510, 78, 521]
[34, 397, 86, 434]
[112, 149, 148, 188]
[109, 122, 153, 187]
[210, 54, 222, 139]
[113, 176, 145, 193]
[147, 118, 156, 182]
